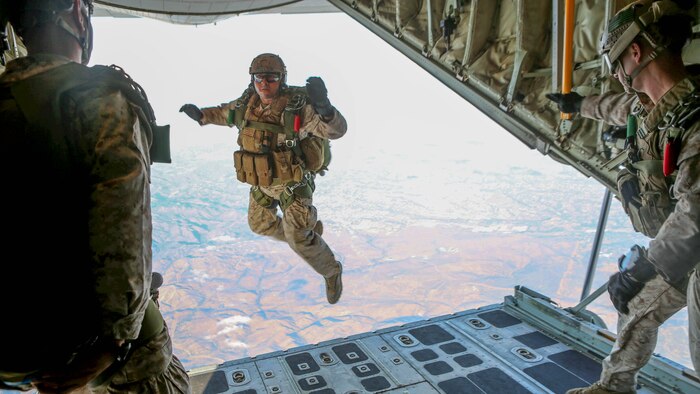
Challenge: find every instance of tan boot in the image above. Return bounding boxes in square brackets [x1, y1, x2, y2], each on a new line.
[566, 382, 635, 394]
[313, 220, 323, 236]
[325, 261, 343, 304]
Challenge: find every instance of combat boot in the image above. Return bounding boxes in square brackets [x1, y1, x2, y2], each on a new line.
[314, 220, 323, 236]
[325, 261, 343, 304]
[566, 382, 636, 394]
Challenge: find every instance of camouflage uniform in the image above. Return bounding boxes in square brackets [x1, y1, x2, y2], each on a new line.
[199, 89, 347, 279]
[580, 77, 700, 392]
[581, 90, 649, 127]
[0, 54, 190, 393]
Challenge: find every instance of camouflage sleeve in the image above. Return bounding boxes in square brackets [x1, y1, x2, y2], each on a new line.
[580, 91, 636, 126]
[299, 103, 347, 140]
[200, 101, 236, 127]
[648, 127, 700, 284]
[77, 89, 152, 341]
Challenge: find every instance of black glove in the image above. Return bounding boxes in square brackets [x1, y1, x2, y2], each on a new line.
[306, 77, 334, 118]
[607, 271, 645, 314]
[618, 245, 656, 281]
[151, 272, 164, 293]
[545, 92, 583, 113]
[608, 245, 656, 314]
[151, 271, 163, 308]
[179, 104, 203, 122]
[616, 169, 642, 214]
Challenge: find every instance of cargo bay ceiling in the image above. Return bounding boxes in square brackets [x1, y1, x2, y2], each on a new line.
[24, 1, 700, 192]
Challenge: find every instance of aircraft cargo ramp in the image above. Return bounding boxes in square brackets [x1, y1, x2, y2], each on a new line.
[188, 286, 700, 394]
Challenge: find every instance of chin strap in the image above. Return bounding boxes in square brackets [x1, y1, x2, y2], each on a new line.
[54, 11, 91, 64]
[618, 37, 666, 93]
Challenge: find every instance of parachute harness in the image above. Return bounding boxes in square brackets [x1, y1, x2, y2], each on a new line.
[658, 88, 700, 176]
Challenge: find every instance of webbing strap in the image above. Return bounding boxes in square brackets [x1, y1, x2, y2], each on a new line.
[626, 114, 638, 153]
[242, 119, 285, 134]
[231, 93, 306, 168]
[283, 111, 296, 140]
[250, 186, 274, 208]
[631, 159, 663, 175]
[283, 110, 305, 160]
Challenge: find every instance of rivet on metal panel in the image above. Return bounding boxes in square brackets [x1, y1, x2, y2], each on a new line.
[320, 352, 334, 364]
[232, 371, 246, 383]
[510, 346, 543, 362]
[467, 318, 488, 329]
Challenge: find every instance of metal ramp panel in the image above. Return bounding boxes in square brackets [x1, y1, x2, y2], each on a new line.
[188, 286, 700, 394]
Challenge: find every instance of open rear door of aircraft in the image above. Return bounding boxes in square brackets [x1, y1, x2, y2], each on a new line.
[325, 0, 700, 194]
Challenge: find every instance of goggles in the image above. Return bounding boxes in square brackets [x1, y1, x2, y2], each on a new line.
[253, 74, 281, 83]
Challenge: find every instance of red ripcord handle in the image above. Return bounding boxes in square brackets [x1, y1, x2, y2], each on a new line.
[294, 114, 301, 133]
[663, 138, 678, 176]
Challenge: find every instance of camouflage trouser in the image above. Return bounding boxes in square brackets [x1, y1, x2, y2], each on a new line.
[92, 323, 191, 394]
[601, 274, 687, 392]
[248, 186, 339, 278]
[688, 269, 700, 371]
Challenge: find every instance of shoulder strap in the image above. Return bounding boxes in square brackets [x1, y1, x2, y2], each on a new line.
[659, 88, 700, 166]
[631, 159, 664, 175]
[677, 91, 700, 133]
[228, 87, 254, 129]
[90, 65, 172, 164]
[10, 62, 91, 133]
[659, 87, 700, 137]
[243, 120, 284, 133]
[282, 88, 308, 160]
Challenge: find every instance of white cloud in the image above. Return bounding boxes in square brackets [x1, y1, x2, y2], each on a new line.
[224, 339, 249, 349]
[215, 315, 251, 336]
[191, 269, 211, 283]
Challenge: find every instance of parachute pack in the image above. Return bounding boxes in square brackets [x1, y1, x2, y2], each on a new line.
[4, 61, 171, 164]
